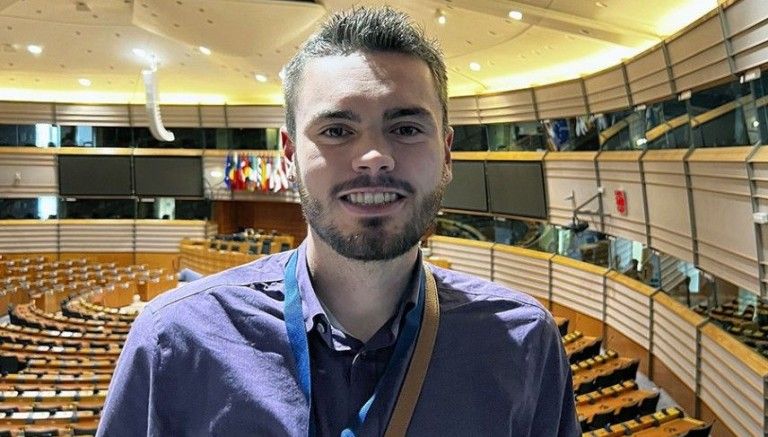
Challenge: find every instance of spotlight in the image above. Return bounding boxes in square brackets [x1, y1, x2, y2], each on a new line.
[508, 10, 523, 20]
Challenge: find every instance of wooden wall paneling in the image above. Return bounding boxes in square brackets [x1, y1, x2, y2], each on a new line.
[492, 244, 553, 301]
[550, 255, 606, 326]
[135, 220, 206, 253]
[156, 105, 201, 128]
[534, 80, 587, 120]
[651, 293, 702, 394]
[0, 101, 54, 125]
[476, 90, 536, 124]
[584, 66, 631, 114]
[544, 152, 600, 227]
[597, 152, 647, 243]
[0, 221, 57, 253]
[134, 253, 180, 272]
[667, 15, 731, 92]
[549, 302, 603, 339]
[0, 150, 58, 197]
[212, 200, 307, 242]
[199, 106, 227, 128]
[699, 323, 767, 437]
[642, 150, 695, 263]
[652, 357, 697, 417]
[225, 105, 285, 128]
[447, 96, 480, 125]
[750, 147, 768, 294]
[604, 324, 650, 375]
[698, 401, 738, 437]
[604, 272, 652, 373]
[54, 104, 131, 127]
[625, 47, 674, 104]
[59, 220, 134, 252]
[688, 148, 759, 293]
[429, 236, 493, 280]
[724, 0, 768, 72]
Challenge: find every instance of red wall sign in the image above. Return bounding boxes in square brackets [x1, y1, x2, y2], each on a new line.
[615, 189, 627, 215]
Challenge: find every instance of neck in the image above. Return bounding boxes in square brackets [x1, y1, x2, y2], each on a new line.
[306, 232, 419, 342]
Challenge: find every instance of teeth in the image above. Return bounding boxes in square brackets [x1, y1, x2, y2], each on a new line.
[346, 192, 399, 205]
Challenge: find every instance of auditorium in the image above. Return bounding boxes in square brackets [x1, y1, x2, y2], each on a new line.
[0, 0, 766, 435]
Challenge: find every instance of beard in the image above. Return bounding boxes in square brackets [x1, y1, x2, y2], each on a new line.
[297, 168, 449, 261]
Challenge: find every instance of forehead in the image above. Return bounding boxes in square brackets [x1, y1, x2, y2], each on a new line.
[294, 52, 440, 123]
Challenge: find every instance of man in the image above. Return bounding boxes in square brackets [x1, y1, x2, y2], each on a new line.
[98, 7, 579, 436]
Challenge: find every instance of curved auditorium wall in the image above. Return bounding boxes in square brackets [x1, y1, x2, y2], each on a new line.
[429, 235, 767, 437]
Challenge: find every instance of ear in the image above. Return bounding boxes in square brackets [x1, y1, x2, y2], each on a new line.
[281, 126, 295, 163]
[443, 126, 453, 182]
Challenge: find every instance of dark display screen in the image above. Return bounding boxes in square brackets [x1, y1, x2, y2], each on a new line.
[134, 156, 203, 197]
[58, 155, 132, 196]
[485, 161, 547, 219]
[441, 161, 487, 212]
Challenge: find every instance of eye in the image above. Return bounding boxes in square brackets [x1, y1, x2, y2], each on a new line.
[392, 125, 423, 136]
[320, 126, 352, 138]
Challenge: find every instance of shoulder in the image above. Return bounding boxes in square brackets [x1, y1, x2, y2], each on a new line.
[138, 251, 293, 344]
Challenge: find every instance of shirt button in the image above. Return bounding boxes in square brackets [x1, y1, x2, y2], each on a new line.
[317, 323, 326, 334]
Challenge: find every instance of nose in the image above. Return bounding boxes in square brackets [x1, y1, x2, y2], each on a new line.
[352, 145, 395, 176]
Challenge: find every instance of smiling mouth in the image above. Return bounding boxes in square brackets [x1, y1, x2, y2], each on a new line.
[341, 192, 404, 206]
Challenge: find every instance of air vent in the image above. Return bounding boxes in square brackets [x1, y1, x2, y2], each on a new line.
[76, 2, 92, 12]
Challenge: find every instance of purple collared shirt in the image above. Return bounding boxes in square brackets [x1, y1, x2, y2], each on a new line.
[98, 242, 579, 436]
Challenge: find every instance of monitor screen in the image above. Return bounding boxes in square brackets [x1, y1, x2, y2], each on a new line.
[58, 155, 132, 197]
[485, 161, 547, 219]
[134, 156, 203, 197]
[441, 161, 487, 212]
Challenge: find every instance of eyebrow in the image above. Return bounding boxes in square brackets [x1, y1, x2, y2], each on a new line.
[384, 106, 433, 121]
[307, 110, 361, 126]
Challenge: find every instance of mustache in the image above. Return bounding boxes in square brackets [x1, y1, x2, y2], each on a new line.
[330, 175, 415, 197]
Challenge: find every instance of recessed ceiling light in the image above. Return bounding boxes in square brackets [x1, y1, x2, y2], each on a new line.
[469, 62, 481, 72]
[595, 1, 607, 7]
[508, 10, 523, 20]
[255, 74, 267, 83]
[78, 78, 91, 87]
[26, 44, 42, 54]
[132, 48, 146, 58]
[198, 46, 211, 55]
[435, 9, 447, 25]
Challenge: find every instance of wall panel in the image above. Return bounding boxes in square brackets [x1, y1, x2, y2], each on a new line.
[626, 47, 673, 104]
[688, 148, 758, 293]
[429, 236, 492, 280]
[59, 220, 134, 252]
[477, 90, 536, 123]
[605, 273, 651, 349]
[535, 81, 586, 119]
[135, 220, 207, 253]
[0, 221, 57, 253]
[225, 105, 285, 128]
[550, 256, 606, 321]
[448, 96, 480, 125]
[700, 324, 767, 437]
[492, 245, 552, 300]
[725, 0, 768, 72]
[584, 66, 630, 114]
[0, 101, 54, 125]
[642, 150, 694, 263]
[597, 152, 647, 243]
[0, 150, 57, 197]
[55, 104, 130, 127]
[544, 153, 600, 228]
[652, 293, 701, 392]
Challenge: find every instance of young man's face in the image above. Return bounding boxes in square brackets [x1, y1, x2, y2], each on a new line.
[283, 51, 453, 261]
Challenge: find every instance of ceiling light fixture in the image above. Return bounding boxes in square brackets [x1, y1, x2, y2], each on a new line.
[78, 78, 91, 87]
[198, 46, 211, 55]
[132, 48, 147, 58]
[595, 1, 607, 7]
[26, 44, 42, 54]
[255, 74, 267, 83]
[436, 9, 447, 25]
[508, 10, 523, 20]
[469, 62, 481, 72]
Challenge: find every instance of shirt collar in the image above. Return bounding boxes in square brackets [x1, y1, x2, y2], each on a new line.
[293, 240, 423, 344]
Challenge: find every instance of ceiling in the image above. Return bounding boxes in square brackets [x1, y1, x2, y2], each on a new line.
[0, 0, 721, 105]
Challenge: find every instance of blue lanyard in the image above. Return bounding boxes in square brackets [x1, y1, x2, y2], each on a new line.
[283, 250, 426, 437]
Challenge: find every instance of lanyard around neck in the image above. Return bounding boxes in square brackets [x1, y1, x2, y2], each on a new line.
[283, 250, 440, 437]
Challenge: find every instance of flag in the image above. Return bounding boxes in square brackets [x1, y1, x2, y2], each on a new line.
[224, 153, 234, 190]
